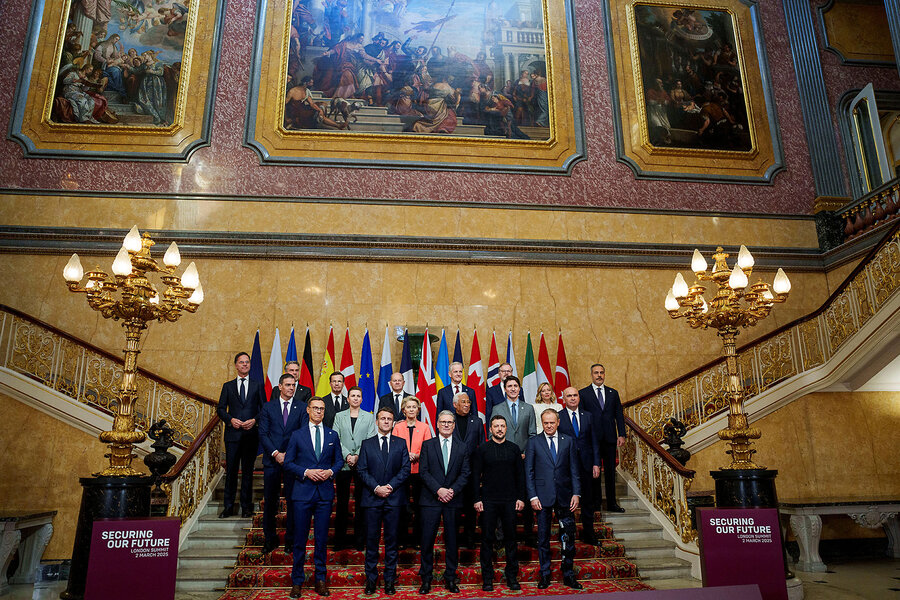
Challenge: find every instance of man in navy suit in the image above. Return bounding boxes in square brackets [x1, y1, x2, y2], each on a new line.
[358, 406, 411, 595]
[378, 372, 415, 420]
[578, 364, 627, 512]
[484, 362, 513, 421]
[217, 352, 266, 518]
[525, 408, 582, 590]
[417, 410, 471, 594]
[436, 362, 477, 415]
[269, 360, 313, 405]
[283, 397, 345, 598]
[557, 386, 601, 544]
[450, 392, 483, 548]
[259, 373, 307, 554]
[323, 372, 349, 428]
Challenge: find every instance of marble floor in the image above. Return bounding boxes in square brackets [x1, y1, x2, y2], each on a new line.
[6, 558, 898, 599]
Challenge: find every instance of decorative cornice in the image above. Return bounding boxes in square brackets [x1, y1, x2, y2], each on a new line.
[813, 195, 851, 214]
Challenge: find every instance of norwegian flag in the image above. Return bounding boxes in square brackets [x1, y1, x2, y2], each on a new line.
[467, 329, 486, 423]
[554, 332, 570, 402]
[339, 327, 356, 393]
[486, 331, 500, 388]
[416, 327, 437, 434]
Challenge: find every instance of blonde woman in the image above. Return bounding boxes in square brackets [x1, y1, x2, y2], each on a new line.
[533, 382, 558, 430]
[392, 398, 432, 547]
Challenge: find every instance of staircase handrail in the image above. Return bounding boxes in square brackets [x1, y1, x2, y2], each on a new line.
[160, 414, 224, 525]
[0, 303, 217, 449]
[622, 220, 900, 440]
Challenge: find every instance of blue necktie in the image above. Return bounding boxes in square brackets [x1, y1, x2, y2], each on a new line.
[597, 387, 605, 411]
[572, 412, 579, 438]
[314, 425, 321, 459]
[511, 402, 517, 427]
[550, 436, 557, 463]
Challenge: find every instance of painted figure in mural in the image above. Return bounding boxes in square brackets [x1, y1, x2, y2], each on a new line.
[645, 78, 673, 145]
[408, 75, 460, 134]
[532, 69, 549, 127]
[284, 76, 348, 130]
[480, 90, 529, 139]
[512, 70, 533, 126]
[60, 64, 108, 123]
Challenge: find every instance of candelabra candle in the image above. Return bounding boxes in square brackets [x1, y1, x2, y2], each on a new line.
[665, 246, 790, 470]
[63, 227, 203, 476]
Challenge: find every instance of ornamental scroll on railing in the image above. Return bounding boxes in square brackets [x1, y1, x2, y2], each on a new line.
[163, 418, 223, 525]
[624, 223, 900, 441]
[0, 304, 217, 449]
[620, 416, 697, 543]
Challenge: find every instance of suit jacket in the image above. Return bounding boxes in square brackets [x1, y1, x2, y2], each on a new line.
[378, 391, 416, 417]
[283, 423, 345, 501]
[357, 434, 411, 508]
[451, 412, 485, 458]
[323, 393, 350, 429]
[333, 410, 377, 470]
[217, 377, 265, 443]
[557, 407, 599, 473]
[578, 385, 626, 443]
[485, 385, 505, 420]
[491, 399, 537, 453]
[525, 432, 581, 507]
[436, 384, 477, 415]
[392, 420, 433, 473]
[269, 383, 312, 406]
[418, 436, 470, 508]
[259, 395, 307, 468]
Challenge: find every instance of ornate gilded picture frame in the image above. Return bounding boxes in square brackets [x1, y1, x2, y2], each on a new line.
[244, 0, 585, 173]
[603, 0, 784, 183]
[9, 0, 226, 160]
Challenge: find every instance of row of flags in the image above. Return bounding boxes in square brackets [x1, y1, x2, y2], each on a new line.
[248, 327, 571, 435]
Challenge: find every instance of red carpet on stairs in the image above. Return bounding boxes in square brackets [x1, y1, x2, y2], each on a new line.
[217, 491, 653, 599]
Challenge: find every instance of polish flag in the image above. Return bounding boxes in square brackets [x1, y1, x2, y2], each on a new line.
[554, 332, 570, 402]
[486, 332, 500, 388]
[467, 330, 486, 423]
[416, 327, 437, 434]
[340, 327, 356, 393]
[536, 331, 554, 398]
[265, 328, 282, 402]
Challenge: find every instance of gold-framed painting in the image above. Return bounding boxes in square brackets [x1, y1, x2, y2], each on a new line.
[9, 0, 226, 160]
[243, 0, 586, 173]
[603, 0, 785, 183]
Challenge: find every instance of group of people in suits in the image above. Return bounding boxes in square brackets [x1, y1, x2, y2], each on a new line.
[216, 355, 626, 598]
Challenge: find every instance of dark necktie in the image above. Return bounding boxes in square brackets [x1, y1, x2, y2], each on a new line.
[550, 436, 557, 463]
[335, 395, 342, 411]
[454, 385, 460, 395]
[381, 436, 388, 456]
[510, 402, 517, 427]
[314, 425, 321, 459]
[597, 387, 605, 411]
[282, 401, 289, 426]
[572, 412, 579, 437]
[395, 394, 401, 413]
[239, 378, 246, 403]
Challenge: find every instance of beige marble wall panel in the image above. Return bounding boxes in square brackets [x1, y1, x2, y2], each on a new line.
[0, 392, 116, 559]
[0, 194, 819, 247]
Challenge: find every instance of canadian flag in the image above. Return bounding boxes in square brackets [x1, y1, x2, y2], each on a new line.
[416, 328, 437, 434]
[340, 327, 356, 393]
[467, 330, 486, 423]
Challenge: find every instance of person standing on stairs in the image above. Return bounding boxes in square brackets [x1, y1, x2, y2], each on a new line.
[333, 386, 376, 551]
[557, 386, 601, 544]
[283, 397, 345, 598]
[578, 364, 627, 513]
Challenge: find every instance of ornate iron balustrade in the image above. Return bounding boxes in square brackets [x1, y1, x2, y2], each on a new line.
[162, 418, 223, 525]
[620, 417, 697, 544]
[0, 304, 217, 449]
[624, 222, 900, 442]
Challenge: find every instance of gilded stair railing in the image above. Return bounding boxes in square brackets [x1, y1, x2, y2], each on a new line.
[162, 416, 223, 525]
[623, 221, 900, 442]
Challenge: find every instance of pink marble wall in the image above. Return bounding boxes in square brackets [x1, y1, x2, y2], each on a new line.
[0, 0, 894, 213]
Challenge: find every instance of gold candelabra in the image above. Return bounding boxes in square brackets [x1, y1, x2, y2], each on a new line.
[665, 245, 791, 470]
[63, 226, 204, 477]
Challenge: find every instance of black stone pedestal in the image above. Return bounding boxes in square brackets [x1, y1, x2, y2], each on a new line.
[60, 476, 152, 600]
[712, 468, 779, 508]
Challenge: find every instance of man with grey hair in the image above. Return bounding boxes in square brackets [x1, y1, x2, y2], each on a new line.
[436, 361, 476, 415]
[378, 371, 415, 420]
[270, 360, 313, 406]
[417, 410, 470, 594]
[451, 391, 483, 548]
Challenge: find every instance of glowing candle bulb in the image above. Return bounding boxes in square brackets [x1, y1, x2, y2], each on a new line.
[63, 254, 83, 282]
[163, 242, 181, 268]
[112, 248, 132, 276]
[773, 268, 791, 294]
[673, 273, 689, 298]
[691, 249, 708, 273]
[728, 264, 748, 289]
[737, 245, 754, 270]
[123, 226, 142, 252]
[665, 289, 679, 311]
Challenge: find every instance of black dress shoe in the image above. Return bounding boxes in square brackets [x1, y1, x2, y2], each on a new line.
[482, 581, 494, 591]
[218, 507, 233, 518]
[537, 575, 551, 589]
[418, 581, 432, 594]
[241, 508, 254, 518]
[580, 536, 599, 546]
[384, 581, 396, 595]
[314, 580, 330, 596]
[284, 541, 293, 554]
[444, 580, 460, 593]
[262, 540, 278, 554]
[289, 584, 302, 598]
[364, 580, 377, 595]
[608, 505, 626, 513]
[506, 577, 521, 591]
[563, 577, 584, 590]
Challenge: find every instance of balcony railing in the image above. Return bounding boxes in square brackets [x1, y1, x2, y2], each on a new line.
[838, 177, 900, 241]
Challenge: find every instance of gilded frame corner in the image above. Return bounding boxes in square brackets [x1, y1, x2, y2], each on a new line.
[603, 0, 784, 184]
[243, 0, 586, 174]
[8, 0, 226, 161]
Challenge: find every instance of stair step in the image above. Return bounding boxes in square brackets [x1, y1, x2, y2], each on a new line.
[174, 567, 229, 592]
[620, 538, 677, 559]
[632, 556, 694, 580]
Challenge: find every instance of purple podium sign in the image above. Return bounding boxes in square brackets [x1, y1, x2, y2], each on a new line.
[85, 517, 180, 600]
[698, 508, 787, 600]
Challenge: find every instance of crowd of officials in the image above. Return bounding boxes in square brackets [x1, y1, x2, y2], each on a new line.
[217, 353, 627, 598]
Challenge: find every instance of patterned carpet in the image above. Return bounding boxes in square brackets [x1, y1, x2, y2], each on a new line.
[218, 491, 652, 599]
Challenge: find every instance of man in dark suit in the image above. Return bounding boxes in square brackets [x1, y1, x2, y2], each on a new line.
[417, 410, 470, 594]
[358, 406, 411, 595]
[323, 371, 348, 428]
[578, 363, 627, 512]
[217, 352, 265, 518]
[269, 360, 313, 405]
[259, 373, 308, 554]
[525, 407, 582, 590]
[484, 362, 513, 421]
[557, 386, 601, 543]
[378, 371, 415, 419]
[435, 362, 477, 415]
[450, 391, 483, 548]
[283, 397, 345, 598]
